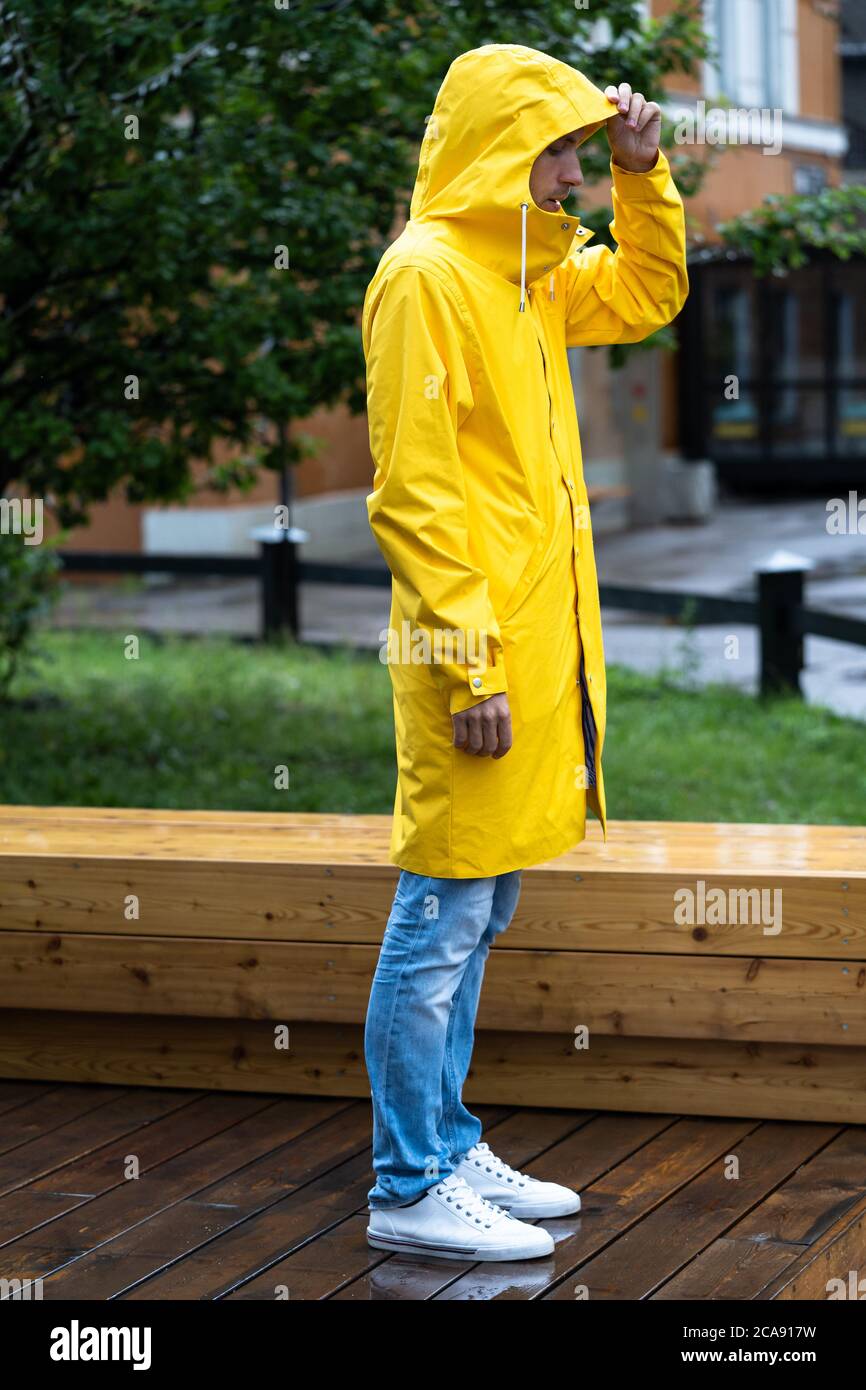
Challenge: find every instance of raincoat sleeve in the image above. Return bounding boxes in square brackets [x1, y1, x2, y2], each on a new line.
[364, 264, 508, 716]
[559, 149, 688, 347]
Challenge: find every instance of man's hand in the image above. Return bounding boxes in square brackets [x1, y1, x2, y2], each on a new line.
[604, 81, 661, 174]
[452, 693, 512, 759]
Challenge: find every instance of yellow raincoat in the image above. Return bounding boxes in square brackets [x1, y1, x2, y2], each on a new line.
[362, 43, 688, 877]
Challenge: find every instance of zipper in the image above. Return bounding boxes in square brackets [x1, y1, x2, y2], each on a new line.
[529, 304, 602, 795]
[530, 316, 556, 449]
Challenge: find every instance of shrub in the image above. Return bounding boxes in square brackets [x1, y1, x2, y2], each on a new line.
[0, 532, 62, 700]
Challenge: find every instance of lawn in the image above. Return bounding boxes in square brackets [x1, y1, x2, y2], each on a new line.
[0, 629, 861, 825]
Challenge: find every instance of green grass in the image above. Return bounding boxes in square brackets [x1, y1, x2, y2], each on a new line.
[0, 630, 395, 814]
[0, 628, 862, 824]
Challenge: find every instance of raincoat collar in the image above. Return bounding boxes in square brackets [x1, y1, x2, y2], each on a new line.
[409, 44, 613, 309]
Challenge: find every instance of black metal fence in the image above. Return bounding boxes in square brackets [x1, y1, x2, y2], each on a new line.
[58, 536, 866, 699]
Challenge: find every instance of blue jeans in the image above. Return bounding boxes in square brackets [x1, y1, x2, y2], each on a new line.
[364, 868, 523, 1209]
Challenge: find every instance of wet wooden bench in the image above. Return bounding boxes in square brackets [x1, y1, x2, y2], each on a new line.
[0, 806, 864, 1122]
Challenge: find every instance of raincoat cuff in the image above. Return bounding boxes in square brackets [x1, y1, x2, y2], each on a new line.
[609, 148, 669, 190]
[448, 665, 508, 716]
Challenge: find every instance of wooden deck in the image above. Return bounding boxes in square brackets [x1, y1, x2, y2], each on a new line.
[2, 1079, 865, 1301]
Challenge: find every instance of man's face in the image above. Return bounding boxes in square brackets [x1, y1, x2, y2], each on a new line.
[529, 129, 585, 212]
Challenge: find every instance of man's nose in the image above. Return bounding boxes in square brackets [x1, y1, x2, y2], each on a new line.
[563, 157, 584, 188]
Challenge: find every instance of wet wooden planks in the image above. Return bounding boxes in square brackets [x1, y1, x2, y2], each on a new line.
[3, 937, 866, 1046]
[1, 1012, 866, 1124]
[0, 1080, 864, 1301]
[2, 809, 864, 960]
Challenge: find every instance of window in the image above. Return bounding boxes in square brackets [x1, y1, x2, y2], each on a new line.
[707, 0, 799, 113]
[836, 273, 866, 453]
[680, 257, 866, 485]
[707, 278, 759, 446]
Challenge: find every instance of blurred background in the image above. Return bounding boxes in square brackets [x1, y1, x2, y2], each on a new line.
[1, 0, 864, 824]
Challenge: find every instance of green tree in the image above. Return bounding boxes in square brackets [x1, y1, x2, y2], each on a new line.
[0, 0, 709, 528]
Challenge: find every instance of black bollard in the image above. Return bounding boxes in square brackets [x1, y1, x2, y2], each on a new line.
[253, 525, 308, 640]
[755, 550, 813, 698]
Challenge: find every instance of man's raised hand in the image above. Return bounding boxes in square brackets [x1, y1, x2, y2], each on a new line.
[604, 81, 661, 174]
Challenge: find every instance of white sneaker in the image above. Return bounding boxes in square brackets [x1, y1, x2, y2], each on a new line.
[452, 1141, 581, 1218]
[366, 1173, 554, 1261]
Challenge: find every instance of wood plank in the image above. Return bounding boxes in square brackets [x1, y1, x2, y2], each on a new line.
[0, 1080, 60, 1116]
[1, 807, 864, 874]
[2, 1096, 365, 1292]
[653, 1127, 866, 1300]
[3, 862, 861, 960]
[540, 1120, 839, 1299]
[2, 934, 864, 1045]
[1, 1011, 865, 1122]
[0, 1088, 203, 1198]
[226, 1208, 387, 1299]
[761, 1192, 866, 1300]
[0, 1092, 289, 1247]
[0, 859, 402, 946]
[0, 1083, 129, 1157]
[0, 1010, 378, 1096]
[116, 1148, 382, 1300]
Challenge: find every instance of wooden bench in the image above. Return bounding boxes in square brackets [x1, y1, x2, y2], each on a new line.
[0, 806, 864, 1122]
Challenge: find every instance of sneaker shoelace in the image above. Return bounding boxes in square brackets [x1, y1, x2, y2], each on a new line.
[435, 1176, 510, 1228]
[461, 1141, 531, 1189]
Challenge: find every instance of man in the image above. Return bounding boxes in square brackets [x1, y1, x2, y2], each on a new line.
[361, 43, 688, 1261]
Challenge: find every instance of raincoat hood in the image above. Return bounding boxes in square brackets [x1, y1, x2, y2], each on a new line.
[409, 43, 615, 308]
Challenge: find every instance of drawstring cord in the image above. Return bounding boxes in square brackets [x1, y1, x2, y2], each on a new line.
[521, 203, 576, 310]
[519, 202, 528, 312]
